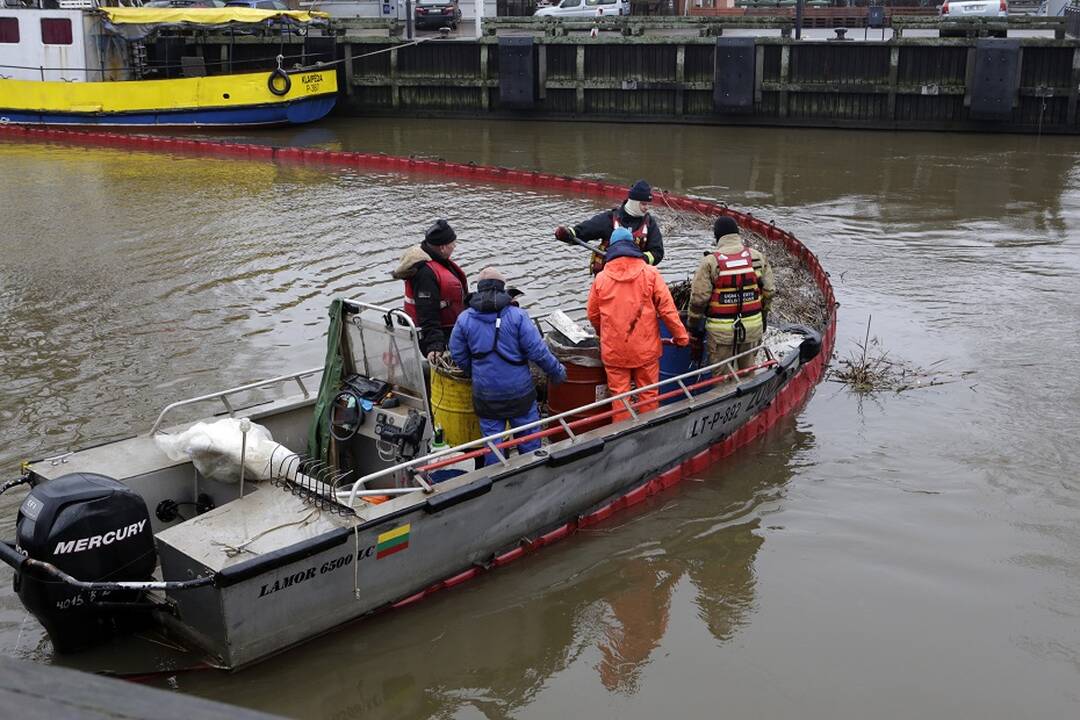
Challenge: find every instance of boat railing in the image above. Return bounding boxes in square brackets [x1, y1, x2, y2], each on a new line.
[341, 297, 431, 411]
[340, 340, 781, 507]
[147, 301, 421, 436]
[148, 367, 323, 436]
[0, 52, 321, 81]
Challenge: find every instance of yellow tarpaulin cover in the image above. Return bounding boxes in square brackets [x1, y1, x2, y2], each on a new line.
[99, 7, 329, 26]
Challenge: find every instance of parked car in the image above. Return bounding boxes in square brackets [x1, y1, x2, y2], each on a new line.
[939, 0, 1008, 18]
[224, 0, 290, 9]
[534, 0, 629, 18]
[415, 0, 462, 30]
[145, 0, 227, 6]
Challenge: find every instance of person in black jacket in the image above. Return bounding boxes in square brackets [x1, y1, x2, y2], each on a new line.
[391, 219, 469, 361]
[554, 179, 664, 275]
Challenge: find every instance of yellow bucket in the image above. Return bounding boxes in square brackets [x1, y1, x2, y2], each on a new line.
[430, 368, 481, 447]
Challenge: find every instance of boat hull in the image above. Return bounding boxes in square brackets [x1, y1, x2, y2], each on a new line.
[158, 355, 805, 668]
[0, 69, 337, 128]
[0, 95, 337, 128]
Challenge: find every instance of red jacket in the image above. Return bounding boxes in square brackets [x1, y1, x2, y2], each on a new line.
[587, 255, 688, 368]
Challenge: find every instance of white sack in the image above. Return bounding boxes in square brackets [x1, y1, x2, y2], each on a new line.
[155, 418, 293, 484]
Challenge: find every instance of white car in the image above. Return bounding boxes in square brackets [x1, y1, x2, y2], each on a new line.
[534, 0, 630, 18]
[940, 0, 1008, 18]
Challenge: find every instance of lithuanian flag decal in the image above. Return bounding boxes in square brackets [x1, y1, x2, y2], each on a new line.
[376, 524, 411, 559]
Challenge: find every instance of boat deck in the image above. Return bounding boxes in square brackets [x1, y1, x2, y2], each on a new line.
[156, 484, 357, 574]
[30, 433, 180, 483]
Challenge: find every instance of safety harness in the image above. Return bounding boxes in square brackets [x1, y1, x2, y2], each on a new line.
[470, 311, 528, 366]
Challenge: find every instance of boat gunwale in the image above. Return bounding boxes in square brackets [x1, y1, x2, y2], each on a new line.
[212, 346, 803, 588]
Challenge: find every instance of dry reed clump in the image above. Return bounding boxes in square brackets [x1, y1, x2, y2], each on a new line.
[829, 316, 976, 394]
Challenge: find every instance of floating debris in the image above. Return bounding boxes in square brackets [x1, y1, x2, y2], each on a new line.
[829, 316, 975, 394]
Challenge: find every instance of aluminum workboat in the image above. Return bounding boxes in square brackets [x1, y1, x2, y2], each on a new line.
[0, 237, 833, 670]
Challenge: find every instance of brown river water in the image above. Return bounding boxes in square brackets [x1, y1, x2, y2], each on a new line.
[1, 119, 1079, 719]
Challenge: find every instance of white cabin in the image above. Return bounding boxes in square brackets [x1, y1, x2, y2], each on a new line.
[0, 8, 118, 82]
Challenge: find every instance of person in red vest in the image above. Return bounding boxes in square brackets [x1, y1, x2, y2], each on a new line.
[554, 180, 664, 275]
[392, 219, 468, 363]
[686, 216, 775, 385]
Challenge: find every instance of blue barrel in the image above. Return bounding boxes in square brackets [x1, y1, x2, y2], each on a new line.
[659, 323, 709, 405]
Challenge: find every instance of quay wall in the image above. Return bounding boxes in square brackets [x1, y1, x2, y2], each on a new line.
[180, 18, 1080, 134]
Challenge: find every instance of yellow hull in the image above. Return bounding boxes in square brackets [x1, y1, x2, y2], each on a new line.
[0, 68, 336, 113]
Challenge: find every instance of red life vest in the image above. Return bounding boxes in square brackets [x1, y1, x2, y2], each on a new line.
[590, 211, 651, 275]
[403, 258, 466, 328]
[707, 248, 762, 325]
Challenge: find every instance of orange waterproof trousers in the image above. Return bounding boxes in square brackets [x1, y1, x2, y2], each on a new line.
[606, 363, 660, 423]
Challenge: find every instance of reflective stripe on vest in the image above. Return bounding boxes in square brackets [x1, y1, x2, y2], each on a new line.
[590, 211, 651, 274]
[403, 258, 466, 328]
[706, 249, 762, 323]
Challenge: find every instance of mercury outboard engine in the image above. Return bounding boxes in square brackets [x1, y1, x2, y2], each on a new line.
[15, 473, 157, 652]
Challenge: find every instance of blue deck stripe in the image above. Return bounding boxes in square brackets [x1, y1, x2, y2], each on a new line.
[0, 95, 336, 128]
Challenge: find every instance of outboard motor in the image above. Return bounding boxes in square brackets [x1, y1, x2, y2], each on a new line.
[15, 473, 157, 652]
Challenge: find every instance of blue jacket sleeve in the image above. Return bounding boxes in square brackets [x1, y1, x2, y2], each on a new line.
[515, 311, 564, 379]
[448, 314, 472, 377]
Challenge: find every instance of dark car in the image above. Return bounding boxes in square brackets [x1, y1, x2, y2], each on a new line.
[145, 0, 227, 6]
[415, 0, 462, 30]
[224, 0, 289, 9]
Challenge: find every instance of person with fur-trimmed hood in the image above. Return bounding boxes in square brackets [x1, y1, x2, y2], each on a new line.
[450, 268, 567, 465]
[686, 216, 775, 383]
[391, 219, 468, 362]
[554, 179, 664, 275]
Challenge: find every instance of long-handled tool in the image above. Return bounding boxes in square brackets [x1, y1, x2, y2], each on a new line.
[559, 234, 605, 258]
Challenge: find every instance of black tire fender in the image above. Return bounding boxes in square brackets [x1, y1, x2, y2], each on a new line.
[268, 67, 291, 97]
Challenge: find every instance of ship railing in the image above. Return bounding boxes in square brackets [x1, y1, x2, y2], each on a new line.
[146, 300, 423, 437]
[148, 367, 323, 436]
[339, 341, 780, 507]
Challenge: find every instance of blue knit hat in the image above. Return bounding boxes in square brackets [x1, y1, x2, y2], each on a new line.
[609, 227, 634, 246]
[627, 180, 652, 202]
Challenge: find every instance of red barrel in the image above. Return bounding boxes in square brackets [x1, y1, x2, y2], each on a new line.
[547, 362, 611, 439]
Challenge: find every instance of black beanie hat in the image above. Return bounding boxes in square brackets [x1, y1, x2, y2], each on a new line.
[713, 216, 739, 239]
[628, 180, 652, 202]
[424, 219, 457, 246]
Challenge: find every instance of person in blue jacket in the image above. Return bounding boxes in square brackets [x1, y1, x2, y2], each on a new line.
[450, 267, 567, 465]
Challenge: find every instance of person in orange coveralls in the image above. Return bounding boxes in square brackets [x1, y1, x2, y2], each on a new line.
[587, 227, 689, 422]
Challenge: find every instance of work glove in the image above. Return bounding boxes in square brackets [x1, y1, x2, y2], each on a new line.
[554, 226, 575, 244]
[551, 363, 568, 386]
[427, 349, 450, 366]
[674, 335, 690, 348]
[689, 331, 704, 358]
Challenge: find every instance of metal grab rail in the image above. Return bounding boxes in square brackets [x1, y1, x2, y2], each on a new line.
[148, 367, 322, 436]
[0, 52, 322, 74]
[147, 299, 422, 437]
[416, 357, 778, 475]
[341, 339, 779, 506]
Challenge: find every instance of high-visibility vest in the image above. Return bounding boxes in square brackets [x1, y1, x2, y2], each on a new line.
[590, 211, 651, 275]
[403, 258, 466, 328]
[706, 248, 762, 329]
